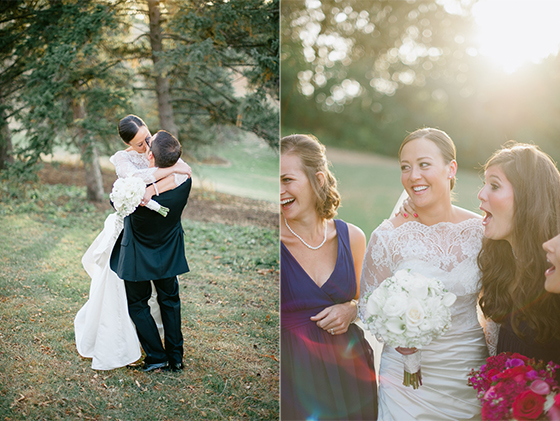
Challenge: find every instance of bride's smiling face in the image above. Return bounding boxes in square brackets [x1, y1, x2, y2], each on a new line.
[477, 165, 515, 243]
[399, 138, 456, 209]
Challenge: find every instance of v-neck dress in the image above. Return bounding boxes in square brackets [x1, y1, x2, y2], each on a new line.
[281, 219, 377, 420]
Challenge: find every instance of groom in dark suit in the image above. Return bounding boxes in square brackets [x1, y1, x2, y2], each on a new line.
[110, 130, 191, 372]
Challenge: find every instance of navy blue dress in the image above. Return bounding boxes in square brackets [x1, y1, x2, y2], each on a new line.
[497, 317, 560, 366]
[281, 220, 377, 420]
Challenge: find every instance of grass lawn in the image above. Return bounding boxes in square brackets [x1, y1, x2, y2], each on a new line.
[326, 147, 485, 237]
[192, 135, 279, 203]
[0, 184, 279, 420]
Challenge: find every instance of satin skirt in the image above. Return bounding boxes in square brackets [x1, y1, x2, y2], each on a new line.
[74, 213, 163, 370]
[378, 323, 488, 421]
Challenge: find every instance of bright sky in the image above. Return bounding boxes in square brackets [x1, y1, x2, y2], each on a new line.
[472, 0, 560, 73]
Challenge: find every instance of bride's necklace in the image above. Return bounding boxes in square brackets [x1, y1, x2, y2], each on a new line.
[284, 217, 328, 250]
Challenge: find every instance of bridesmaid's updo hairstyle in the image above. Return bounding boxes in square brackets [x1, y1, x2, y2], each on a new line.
[478, 142, 560, 343]
[281, 134, 341, 220]
[398, 128, 457, 190]
[118, 115, 146, 144]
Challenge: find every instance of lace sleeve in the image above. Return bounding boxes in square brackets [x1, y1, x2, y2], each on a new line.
[109, 151, 157, 184]
[174, 173, 189, 187]
[358, 226, 394, 319]
[477, 302, 500, 356]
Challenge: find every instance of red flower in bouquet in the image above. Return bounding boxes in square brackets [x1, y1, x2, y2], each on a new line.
[512, 390, 546, 420]
[468, 352, 559, 421]
[496, 365, 534, 383]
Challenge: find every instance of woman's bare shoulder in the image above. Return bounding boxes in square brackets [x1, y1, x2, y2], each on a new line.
[388, 214, 408, 228]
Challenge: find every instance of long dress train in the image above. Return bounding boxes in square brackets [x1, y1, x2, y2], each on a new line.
[74, 213, 164, 370]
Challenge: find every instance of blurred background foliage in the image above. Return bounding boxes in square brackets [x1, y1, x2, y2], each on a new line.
[281, 0, 560, 169]
[0, 0, 278, 200]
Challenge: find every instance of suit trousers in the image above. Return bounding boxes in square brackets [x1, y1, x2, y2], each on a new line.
[124, 276, 183, 365]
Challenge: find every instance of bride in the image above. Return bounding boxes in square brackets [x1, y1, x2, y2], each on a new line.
[74, 115, 191, 370]
[359, 128, 490, 420]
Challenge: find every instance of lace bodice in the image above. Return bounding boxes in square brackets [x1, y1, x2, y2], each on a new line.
[360, 218, 485, 332]
[110, 150, 157, 184]
[109, 150, 189, 186]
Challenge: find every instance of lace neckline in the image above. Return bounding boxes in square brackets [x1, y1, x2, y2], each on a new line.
[385, 217, 481, 231]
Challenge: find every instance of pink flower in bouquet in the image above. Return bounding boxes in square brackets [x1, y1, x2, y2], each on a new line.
[508, 358, 528, 368]
[468, 352, 559, 421]
[529, 380, 551, 395]
[512, 390, 545, 420]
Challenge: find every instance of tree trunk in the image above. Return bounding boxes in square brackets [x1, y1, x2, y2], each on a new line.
[0, 93, 14, 171]
[83, 145, 104, 202]
[147, 0, 178, 139]
[72, 94, 104, 202]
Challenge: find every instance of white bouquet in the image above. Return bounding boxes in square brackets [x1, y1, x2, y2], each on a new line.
[109, 177, 169, 236]
[361, 269, 457, 389]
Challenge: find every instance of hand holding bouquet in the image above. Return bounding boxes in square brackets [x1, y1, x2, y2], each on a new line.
[361, 269, 456, 388]
[468, 352, 560, 420]
[109, 177, 169, 237]
[110, 177, 169, 218]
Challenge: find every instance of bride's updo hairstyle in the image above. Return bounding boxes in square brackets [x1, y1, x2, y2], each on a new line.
[118, 115, 147, 144]
[478, 142, 560, 343]
[281, 134, 341, 220]
[398, 128, 457, 190]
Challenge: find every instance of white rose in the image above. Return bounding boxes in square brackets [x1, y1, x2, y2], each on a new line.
[374, 286, 389, 302]
[410, 282, 428, 300]
[382, 293, 408, 317]
[393, 269, 411, 283]
[405, 298, 425, 328]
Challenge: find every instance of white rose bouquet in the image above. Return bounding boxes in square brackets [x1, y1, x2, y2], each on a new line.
[361, 269, 457, 389]
[109, 177, 169, 236]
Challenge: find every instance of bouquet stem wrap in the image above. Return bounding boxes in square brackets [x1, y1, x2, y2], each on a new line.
[403, 351, 422, 389]
[144, 199, 169, 217]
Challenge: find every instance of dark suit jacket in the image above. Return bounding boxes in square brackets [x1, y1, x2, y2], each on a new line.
[110, 178, 192, 281]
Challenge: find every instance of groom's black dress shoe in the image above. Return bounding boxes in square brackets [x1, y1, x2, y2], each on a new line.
[170, 362, 184, 372]
[142, 361, 169, 372]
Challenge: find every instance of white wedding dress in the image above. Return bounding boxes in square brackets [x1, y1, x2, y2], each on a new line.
[74, 150, 188, 370]
[359, 218, 490, 421]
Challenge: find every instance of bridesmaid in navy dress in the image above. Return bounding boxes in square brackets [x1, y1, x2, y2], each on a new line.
[477, 142, 560, 365]
[280, 134, 377, 420]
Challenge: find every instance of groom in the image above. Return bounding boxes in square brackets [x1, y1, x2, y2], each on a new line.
[110, 130, 191, 372]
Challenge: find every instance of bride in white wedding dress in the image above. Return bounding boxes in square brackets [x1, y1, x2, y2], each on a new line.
[74, 115, 191, 370]
[359, 128, 492, 420]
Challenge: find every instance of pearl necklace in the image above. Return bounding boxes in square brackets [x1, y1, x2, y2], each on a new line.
[284, 217, 328, 250]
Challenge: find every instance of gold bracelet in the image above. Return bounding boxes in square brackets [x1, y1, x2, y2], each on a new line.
[350, 299, 359, 324]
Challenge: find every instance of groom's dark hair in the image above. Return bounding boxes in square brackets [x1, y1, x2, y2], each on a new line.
[150, 130, 182, 168]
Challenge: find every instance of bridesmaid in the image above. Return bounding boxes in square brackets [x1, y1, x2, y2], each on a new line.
[478, 142, 560, 364]
[280, 134, 377, 420]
